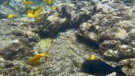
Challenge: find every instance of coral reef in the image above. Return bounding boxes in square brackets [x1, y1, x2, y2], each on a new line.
[0, 0, 135, 76]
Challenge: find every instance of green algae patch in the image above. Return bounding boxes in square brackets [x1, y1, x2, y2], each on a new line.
[36, 38, 55, 51]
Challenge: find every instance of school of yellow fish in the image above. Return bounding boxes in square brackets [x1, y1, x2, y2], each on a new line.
[3, 0, 98, 68]
[5, 0, 55, 19]
[4, 0, 54, 65]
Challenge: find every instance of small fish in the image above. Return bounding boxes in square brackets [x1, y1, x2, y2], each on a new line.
[27, 5, 42, 18]
[48, 0, 52, 5]
[23, 0, 33, 5]
[7, 14, 16, 19]
[43, 0, 47, 3]
[80, 55, 126, 76]
[52, 6, 57, 10]
[29, 53, 48, 65]
[33, 5, 42, 18]
[43, 0, 52, 5]
[27, 9, 34, 18]
[89, 54, 96, 60]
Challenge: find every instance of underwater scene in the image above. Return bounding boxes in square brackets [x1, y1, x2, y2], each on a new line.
[0, 0, 135, 76]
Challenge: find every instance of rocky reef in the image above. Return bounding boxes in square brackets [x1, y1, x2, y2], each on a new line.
[0, 0, 135, 76]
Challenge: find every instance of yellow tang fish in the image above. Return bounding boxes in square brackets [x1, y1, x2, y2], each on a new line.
[27, 5, 42, 18]
[7, 14, 16, 19]
[48, 0, 52, 5]
[33, 5, 42, 18]
[27, 9, 34, 18]
[89, 55, 96, 60]
[43, 0, 47, 3]
[23, 0, 33, 5]
[52, 6, 57, 10]
[43, 0, 52, 5]
[29, 53, 48, 65]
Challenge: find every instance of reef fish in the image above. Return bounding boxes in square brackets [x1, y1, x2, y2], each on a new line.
[30, 53, 48, 65]
[27, 5, 42, 18]
[43, 0, 52, 5]
[52, 5, 57, 10]
[7, 14, 16, 19]
[80, 55, 126, 76]
[24, 0, 33, 5]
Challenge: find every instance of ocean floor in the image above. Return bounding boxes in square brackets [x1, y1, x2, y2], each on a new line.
[0, 0, 135, 76]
